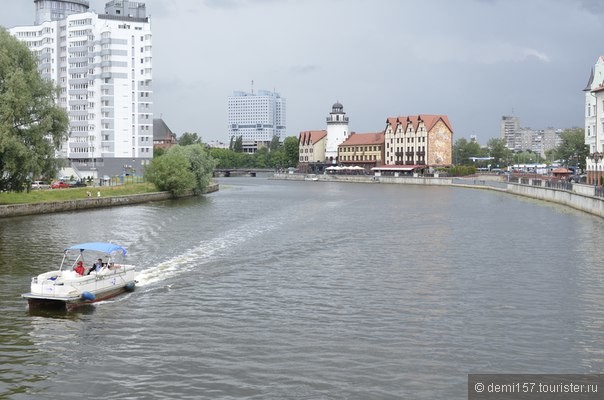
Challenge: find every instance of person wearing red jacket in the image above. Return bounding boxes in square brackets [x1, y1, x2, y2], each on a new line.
[74, 260, 85, 276]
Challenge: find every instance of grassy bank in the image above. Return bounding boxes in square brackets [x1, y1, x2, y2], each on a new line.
[0, 183, 159, 205]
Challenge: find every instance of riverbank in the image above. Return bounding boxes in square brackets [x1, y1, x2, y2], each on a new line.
[0, 182, 219, 218]
[272, 173, 604, 218]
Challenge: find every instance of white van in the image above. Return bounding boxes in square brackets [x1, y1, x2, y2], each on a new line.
[32, 181, 50, 189]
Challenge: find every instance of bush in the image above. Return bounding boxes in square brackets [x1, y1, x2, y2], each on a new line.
[445, 165, 476, 176]
[145, 144, 216, 195]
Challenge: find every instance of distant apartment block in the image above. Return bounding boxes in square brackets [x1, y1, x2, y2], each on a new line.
[9, 0, 153, 178]
[501, 114, 564, 157]
[384, 115, 453, 168]
[227, 89, 286, 153]
[501, 115, 521, 151]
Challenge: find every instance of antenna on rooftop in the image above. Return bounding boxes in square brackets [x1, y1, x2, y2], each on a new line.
[251, 80, 254, 95]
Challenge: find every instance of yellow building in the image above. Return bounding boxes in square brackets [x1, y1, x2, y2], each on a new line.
[384, 115, 453, 169]
[338, 132, 385, 170]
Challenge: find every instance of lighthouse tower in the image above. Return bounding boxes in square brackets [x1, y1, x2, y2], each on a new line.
[325, 102, 349, 163]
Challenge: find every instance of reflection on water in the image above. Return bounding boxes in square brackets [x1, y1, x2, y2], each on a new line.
[27, 304, 96, 319]
[2, 178, 604, 399]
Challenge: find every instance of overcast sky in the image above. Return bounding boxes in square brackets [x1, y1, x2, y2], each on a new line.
[2, 0, 604, 144]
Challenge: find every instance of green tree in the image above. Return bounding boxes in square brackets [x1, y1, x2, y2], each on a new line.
[145, 144, 216, 195]
[486, 138, 512, 168]
[0, 28, 69, 192]
[453, 138, 483, 166]
[154, 146, 167, 158]
[269, 149, 287, 169]
[552, 128, 588, 171]
[183, 144, 218, 194]
[179, 132, 202, 146]
[232, 136, 243, 153]
[254, 147, 268, 168]
[283, 136, 299, 167]
[269, 135, 281, 152]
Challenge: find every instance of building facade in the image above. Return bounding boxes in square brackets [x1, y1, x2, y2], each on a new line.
[338, 132, 384, 169]
[227, 89, 286, 153]
[298, 130, 327, 173]
[325, 102, 350, 163]
[152, 118, 177, 150]
[584, 56, 604, 185]
[10, 0, 154, 178]
[501, 115, 521, 151]
[384, 115, 453, 169]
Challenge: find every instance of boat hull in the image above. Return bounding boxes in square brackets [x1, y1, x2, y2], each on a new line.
[23, 265, 136, 311]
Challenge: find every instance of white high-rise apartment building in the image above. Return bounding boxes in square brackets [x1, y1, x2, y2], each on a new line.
[501, 115, 520, 151]
[227, 89, 286, 153]
[9, 0, 153, 178]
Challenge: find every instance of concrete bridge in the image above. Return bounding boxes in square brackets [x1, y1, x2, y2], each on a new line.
[213, 169, 272, 177]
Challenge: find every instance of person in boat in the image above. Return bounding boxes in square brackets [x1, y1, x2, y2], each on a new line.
[74, 260, 85, 276]
[89, 258, 104, 274]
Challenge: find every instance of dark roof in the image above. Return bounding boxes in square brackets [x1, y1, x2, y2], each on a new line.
[584, 67, 594, 92]
[153, 118, 175, 141]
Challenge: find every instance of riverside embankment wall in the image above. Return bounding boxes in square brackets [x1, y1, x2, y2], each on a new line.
[507, 183, 604, 218]
[272, 173, 604, 219]
[0, 183, 219, 219]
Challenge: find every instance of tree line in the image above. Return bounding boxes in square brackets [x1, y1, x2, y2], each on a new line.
[452, 129, 588, 172]
[157, 132, 300, 170]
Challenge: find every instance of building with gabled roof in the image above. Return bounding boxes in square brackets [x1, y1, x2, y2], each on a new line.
[384, 114, 453, 170]
[153, 118, 177, 150]
[338, 132, 385, 169]
[298, 130, 327, 173]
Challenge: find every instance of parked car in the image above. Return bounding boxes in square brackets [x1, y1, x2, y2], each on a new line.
[68, 180, 87, 188]
[51, 180, 70, 189]
[31, 181, 50, 190]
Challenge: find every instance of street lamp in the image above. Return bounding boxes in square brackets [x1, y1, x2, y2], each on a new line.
[591, 152, 603, 187]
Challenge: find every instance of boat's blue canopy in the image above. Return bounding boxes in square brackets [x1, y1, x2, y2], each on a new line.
[65, 242, 127, 256]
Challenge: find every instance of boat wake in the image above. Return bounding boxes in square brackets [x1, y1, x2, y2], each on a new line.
[135, 215, 286, 287]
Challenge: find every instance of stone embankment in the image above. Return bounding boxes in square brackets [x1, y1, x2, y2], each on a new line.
[0, 182, 219, 219]
[272, 173, 604, 219]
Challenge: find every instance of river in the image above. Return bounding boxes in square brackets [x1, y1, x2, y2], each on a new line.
[1, 176, 604, 399]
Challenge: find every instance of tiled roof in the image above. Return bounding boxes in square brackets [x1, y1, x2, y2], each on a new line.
[592, 83, 604, 93]
[298, 130, 327, 145]
[340, 132, 384, 146]
[385, 114, 452, 133]
[153, 118, 175, 141]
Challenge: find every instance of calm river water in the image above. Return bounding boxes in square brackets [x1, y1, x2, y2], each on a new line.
[2, 176, 604, 399]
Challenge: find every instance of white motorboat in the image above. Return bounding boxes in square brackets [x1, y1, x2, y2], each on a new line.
[22, 242, 136, 310]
